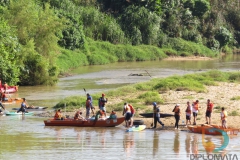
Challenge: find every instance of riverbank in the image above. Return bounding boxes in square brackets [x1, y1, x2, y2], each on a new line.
[38, 81, 240, 130]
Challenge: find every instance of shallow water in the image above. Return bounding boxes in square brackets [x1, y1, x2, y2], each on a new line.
[0, 116, 239, 160]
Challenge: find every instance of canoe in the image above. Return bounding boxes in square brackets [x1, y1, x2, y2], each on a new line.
[187, 124, 239, 136]
[2, 98, 24, 104]
[5, 112, 34, 116]
[44, 117, 125, 127]
[139, 113, 174, 118]
[1, 86, 18, 93]
[126, 125, 146, 132]
[12, 106, 48, 111]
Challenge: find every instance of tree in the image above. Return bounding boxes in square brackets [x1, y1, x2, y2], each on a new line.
[0, 18, 21, 85]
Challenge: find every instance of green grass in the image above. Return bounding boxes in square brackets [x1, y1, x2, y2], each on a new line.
[53, 71, 240, 114]
[230, 96, 240, 100]
[228, 110, 239, 116]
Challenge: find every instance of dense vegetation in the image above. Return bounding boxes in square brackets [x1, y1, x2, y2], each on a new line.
[0, 0, 239, 85]
[54, 70, 240, 113]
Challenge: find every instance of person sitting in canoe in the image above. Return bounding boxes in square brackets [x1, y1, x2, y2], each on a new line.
[74, 111, 86, 121]
[109, 110, 117, 119]
[17, 98, 28, 113]
[1, 91, 8, 101]
[0, 100, 5, 113]
[54, 109, 63, 120]
[95, 109, 106, 121]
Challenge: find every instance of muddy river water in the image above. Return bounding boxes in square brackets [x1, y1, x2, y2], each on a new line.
[1, 55, 240, 159]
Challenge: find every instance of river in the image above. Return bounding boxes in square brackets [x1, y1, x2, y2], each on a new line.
[1, 55, 240, 160]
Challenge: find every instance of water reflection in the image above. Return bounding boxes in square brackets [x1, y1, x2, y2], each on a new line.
[192, 134, 199, 155]
[153, 131, 159, 158]
[173, 132, 180, 155]
[123, 132, 134, 158]
[185, 133, 191, 157]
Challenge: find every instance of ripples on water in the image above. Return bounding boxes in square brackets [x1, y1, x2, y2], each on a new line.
[0, 116, 239, 160]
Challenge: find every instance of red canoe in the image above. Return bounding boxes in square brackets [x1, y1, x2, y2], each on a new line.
[1, 86, 18, 93]
[44, 117, 125, 127]
[187, 124, 239, 136]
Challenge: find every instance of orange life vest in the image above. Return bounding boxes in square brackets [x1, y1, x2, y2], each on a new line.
[193, 102, 199, 110]
[54, 111, 61, 119]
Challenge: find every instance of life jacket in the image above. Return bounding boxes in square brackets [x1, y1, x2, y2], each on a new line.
[54, 111, 61, 119]
[193, 102, 199, 111]
[128, 104, 135, 114]
[221, 111, 227, 120]
[207, 103, 213, 112]
[173, 107, 180, 115]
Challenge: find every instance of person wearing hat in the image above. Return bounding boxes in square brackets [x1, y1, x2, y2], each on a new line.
[172, 104, 181, 130]
[98, 93, 108, 113]
[152, 102, 164, 129]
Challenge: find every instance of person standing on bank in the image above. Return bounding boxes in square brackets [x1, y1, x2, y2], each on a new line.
[205, 99, 214, 124]
[173, 104, 181, 130]
[221, 107, 227, 129]
[122, 103, 131, 128]
[152, 102, 164, 129]
[192, 100, 200, 125]
[185, 101, 192, 126]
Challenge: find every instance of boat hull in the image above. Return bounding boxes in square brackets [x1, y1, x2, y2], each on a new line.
[12, 106, 48, 111]
[139, 113, 174, 118]
[44, 117, 125, 127]
[1, 86, 18, 93]
[187, 124, 239, 136]
[126, 125, 146, 132]
[6, 112, 34, 116]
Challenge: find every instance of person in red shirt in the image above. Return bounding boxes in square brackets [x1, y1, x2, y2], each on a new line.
[205, 99, 214, 124]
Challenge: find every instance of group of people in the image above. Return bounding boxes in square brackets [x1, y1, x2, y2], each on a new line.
[54, 92, 115, 121]
[171, 99, 228, 130]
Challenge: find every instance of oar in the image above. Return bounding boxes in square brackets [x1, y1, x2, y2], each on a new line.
[145, 70, 152, 77]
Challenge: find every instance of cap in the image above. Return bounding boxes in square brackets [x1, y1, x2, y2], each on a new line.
[176, 104, 180, 106]
[152, 102, 157, 106]
[102, 93, 105, 96]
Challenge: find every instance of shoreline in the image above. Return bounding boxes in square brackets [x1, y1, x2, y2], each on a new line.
[38, 81, 240, 130]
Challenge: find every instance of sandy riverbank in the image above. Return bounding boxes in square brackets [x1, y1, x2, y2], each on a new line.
[38, 81, 240, 131]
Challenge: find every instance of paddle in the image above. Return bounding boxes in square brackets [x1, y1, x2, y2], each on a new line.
[145, 70, 152, 77]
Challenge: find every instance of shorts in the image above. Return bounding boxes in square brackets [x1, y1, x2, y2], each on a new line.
[130, 113, 134, 118]
[206, 111, 211, 117]
[222, 120, 227, 126]
[125, 112, 131, 121]
[86, 108, 90, 116]
[193, 112, 198, 117]
[186, 115, 191, 120]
